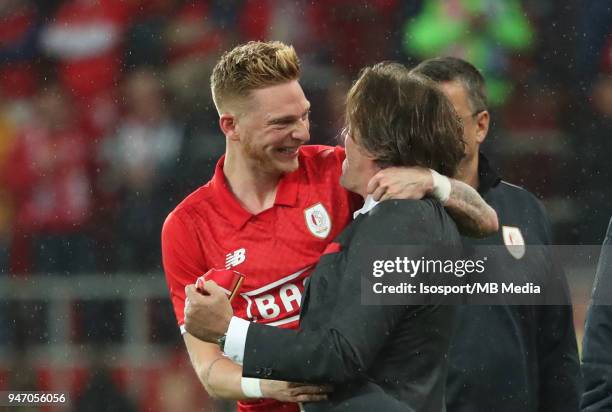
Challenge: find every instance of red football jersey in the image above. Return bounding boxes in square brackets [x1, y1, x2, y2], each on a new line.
[162, 145, 358, 412]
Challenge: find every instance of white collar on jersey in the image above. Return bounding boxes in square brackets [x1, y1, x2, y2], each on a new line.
[353, 195, 380, 219]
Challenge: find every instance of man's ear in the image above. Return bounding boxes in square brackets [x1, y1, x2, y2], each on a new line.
[361, 146, 381, 172]
[475, 110, 490, 145]
[219, 114, 239, 141]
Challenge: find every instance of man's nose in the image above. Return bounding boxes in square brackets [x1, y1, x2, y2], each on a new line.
[291, 119, 310, 143]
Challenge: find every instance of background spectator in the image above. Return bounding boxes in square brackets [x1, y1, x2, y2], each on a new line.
[403, 0, 533, 105]
[100, 68, 183, 272]
[4, 83, 95, 274]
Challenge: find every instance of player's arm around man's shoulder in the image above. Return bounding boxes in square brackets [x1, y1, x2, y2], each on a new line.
[367, 166, 498, 237]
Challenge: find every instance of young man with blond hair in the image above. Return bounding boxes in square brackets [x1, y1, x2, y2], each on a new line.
[162, 41, 497, 412]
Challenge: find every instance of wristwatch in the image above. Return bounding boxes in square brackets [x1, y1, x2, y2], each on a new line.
[217, 334, 227, 352]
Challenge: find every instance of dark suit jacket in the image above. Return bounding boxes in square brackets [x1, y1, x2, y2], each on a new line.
[241, 199, 461, 411]
[581, 217, 612, 411]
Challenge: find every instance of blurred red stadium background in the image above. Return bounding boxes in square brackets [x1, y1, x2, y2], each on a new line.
[1, 0, 611, 411]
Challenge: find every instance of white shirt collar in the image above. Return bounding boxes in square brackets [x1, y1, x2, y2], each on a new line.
[353, 195, 380, 219]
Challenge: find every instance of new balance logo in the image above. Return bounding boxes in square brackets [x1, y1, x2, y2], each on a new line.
[225, 248, 246, 269]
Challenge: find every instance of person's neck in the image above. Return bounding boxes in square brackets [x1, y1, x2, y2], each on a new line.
[355, 168, 379, 199]
[454, 155, 480, 190]
[354, 185, 368, 200]
[223, 150, 281, 215]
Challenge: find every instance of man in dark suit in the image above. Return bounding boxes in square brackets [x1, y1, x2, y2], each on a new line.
[411, 57, 581, 412]
[183, 62, 467, 411]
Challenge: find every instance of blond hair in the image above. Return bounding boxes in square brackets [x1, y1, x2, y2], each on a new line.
[210, 41, 301, 114]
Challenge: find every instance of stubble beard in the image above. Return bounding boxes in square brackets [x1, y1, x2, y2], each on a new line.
[242, 138, 296, 177]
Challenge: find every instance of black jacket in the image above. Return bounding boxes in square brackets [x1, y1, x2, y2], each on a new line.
[581, 217, 612, 411]
[446, 154, 581, 412]
[241, 199, 461, 411]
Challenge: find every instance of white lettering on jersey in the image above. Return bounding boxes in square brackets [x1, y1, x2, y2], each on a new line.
[279, 283, 301, 312]
[240, 265, 312, 326]
[225, 248, 246, 269]
[254, 294, 281, 319]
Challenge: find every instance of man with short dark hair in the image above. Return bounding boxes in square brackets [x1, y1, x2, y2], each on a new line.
[412, 56, 581, 412]
[183, 62, 466, 411]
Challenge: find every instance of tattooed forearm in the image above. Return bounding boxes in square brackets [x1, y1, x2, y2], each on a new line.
[444, 179, 498, 237]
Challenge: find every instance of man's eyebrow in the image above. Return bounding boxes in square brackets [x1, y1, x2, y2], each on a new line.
[267, 115, 298, 125]
[267, 107, 311, 125]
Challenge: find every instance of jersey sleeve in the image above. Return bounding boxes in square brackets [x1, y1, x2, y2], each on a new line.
[161, 210, 208, 331]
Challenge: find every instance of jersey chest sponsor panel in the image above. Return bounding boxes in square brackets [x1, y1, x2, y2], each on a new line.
[202, 207, 343, 329]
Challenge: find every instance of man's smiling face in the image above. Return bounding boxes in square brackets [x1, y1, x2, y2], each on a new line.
[235, 80, 311, 175]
